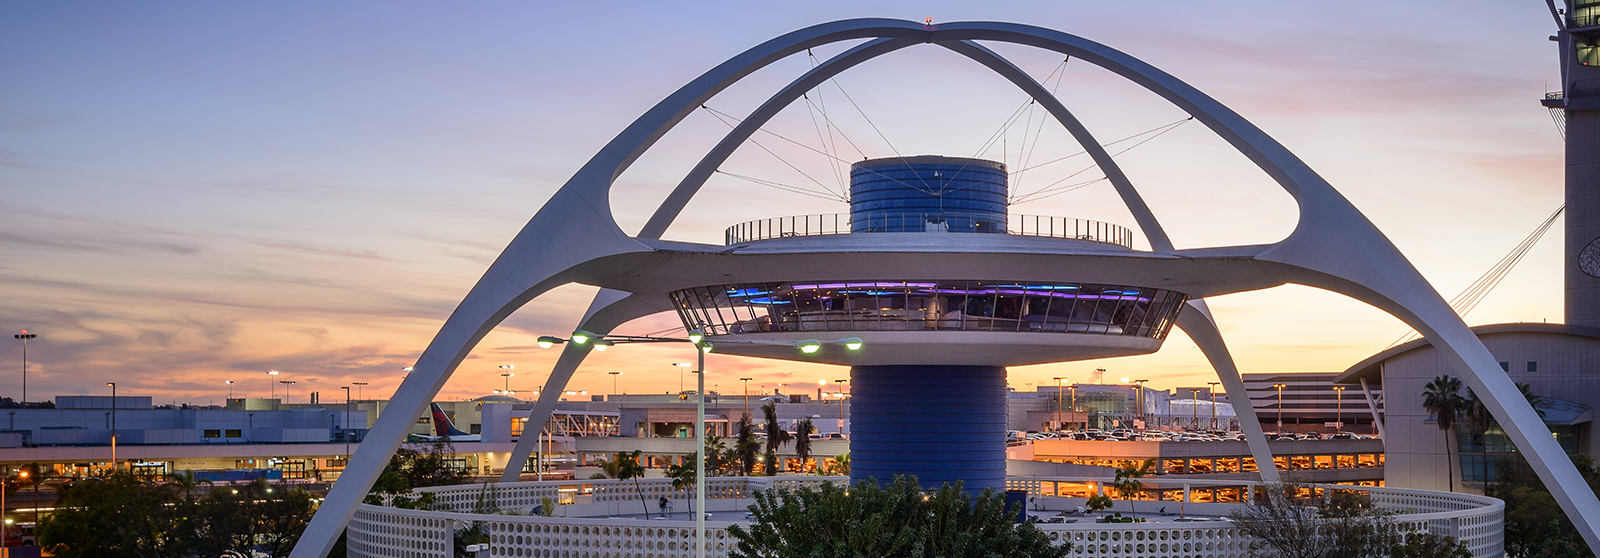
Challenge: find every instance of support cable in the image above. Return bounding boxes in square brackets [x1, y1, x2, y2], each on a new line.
[700, 106, 849, 202]
[1012, 117, 1193, 205]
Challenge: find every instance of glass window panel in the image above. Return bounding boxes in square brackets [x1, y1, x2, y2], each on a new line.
[1162, 459, 1187, 475]
[1292, 455, 1313, 470]
[1217, 488, 1242, 503]
[1314, 455, 1334, 470]
[1217, 458, 1240, 473]
[1274, 456, 1290, 471]
[1358, 454, 1377, 468]
[1242, 457, 1258, 473]
[1189, 459, 1213, 474]
[1336, 455, 1356, 469]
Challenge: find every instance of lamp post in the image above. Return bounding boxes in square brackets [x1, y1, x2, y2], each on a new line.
[12, 331, 35, 408]
[834, 379, 849, 438]
[1207, 381, 1220, 431]
[106, 382, 117, 469]
[609, 371, 622, 399]
[279, 380, 296, 404]
[268, 369, 280, 399]
[739, 377, 752, 415]
[1333, 386, 1346, 433]
[1273, 383, 1288, 430]
[499, 366, 515, 394]
[341, 386, 352, 458]
[353, 381, 368, 401]
[1135, 379, 1149, 429]
[539, 330, 861, 558]
[1053, 377, 1066, 431]
[1190, 388, 1201, 430]
[225, 380, 235, 400]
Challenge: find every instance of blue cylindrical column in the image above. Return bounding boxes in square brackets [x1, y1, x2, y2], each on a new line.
[848, 365, 1008, 492]
[850, 156, 1008, 234]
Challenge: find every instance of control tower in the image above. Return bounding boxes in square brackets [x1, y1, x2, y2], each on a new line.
[673, 155, 1186, 491]
[1546, 0, 1600, 326]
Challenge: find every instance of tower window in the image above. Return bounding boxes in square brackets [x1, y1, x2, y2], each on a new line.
[1528, 361, 1538, 373]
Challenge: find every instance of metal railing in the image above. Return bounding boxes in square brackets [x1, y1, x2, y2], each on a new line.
[724, 212, 1135, 248]
[353, 476, 1503, 558]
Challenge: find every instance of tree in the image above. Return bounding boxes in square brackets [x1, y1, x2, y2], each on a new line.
[1109, 459, 1153, 519]
[703, 434, 739, 476]
[1389, 532, 1473, 558]
[1487, 453, 1600, 557]
[1421, 375, 1467, 491]
[734, 414, 759, 476]
[818, 452, 850, 475]
[793, 418, 816, 472]
[615, 449, 651, 515]
[666, 460, 697, 513]
[761, 401, 793, 476]
[38, 471, 192, 558]
[728, 475, 1068, 558]
[364, 441, 468, 509]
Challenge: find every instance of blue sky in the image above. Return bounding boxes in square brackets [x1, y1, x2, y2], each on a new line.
[0, 2, 1573, 404]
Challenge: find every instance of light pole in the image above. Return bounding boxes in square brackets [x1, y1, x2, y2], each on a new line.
[353, 381, 368, 401]
[341, 386, 352, 458]
[226, 379, 235, 400]
[280, 380, 296, 404]
[609, 371, 622, 399]
[12, 331, 35, 408]
[106, 382, 117, 468]
[673, 362, 693, 395]
[835, 379, 849, 438]
[268, 369, 280, 399]
[1190, 388, 1200, 430]
[1135, 379, 1149, 429]
[1053, 377, 1066, 430]
[1207, 381, 1220, 431]
[739, 377, 752, 415]
[1333, 386, 1346, 433]
[499, 366, 515, 394]
[1273, 383, 1288, 430]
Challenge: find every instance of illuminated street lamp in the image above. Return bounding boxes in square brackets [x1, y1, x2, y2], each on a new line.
[499, 365, 516, 394]
[1207, 381, 1220, 431]
[280, 380, 296, 404]
[1273, 383, 1288, 430]
[609, 371, 622, 398]
[12, 331, 36, 407]
[1053, 377, 1066, 431]
[225, 380, 235, 399]
[739, 377, 753, 414]
[835, 379, 849, 438]
[1333, 386, 1346, 433]
[268, 369, 281, 399]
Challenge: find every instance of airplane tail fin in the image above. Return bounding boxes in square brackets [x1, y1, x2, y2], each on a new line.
[430, 403, 470, 437]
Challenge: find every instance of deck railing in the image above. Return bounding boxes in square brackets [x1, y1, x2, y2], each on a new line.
[724, 212, 1135, 248]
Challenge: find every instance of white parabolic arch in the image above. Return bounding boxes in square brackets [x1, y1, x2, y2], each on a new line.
[291, 19, 1600, 557]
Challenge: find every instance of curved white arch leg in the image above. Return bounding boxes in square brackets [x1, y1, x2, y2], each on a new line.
[499, 290, 668, 483]
[1176, 300, 1280, 482]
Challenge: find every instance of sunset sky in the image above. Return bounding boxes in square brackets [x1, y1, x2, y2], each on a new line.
[0, 2, 1572, 405]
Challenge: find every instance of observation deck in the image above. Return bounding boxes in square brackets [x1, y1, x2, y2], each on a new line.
[725, 212, 1135, 248]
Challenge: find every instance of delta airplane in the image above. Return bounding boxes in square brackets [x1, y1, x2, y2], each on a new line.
[409, 403, 481, 442]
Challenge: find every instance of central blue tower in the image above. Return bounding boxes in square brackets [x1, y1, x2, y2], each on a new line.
[849, 156, 1008, 234]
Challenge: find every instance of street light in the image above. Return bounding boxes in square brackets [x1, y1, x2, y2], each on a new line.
[835, 379, 849, 438]
[268, 369, 280, 399]
[106, 382, 117, 468]
[1272, 383, 1288, 430]
[499, 365, 516, 394]
[226, 380, 235, 399]
[609, 371, 622, 398]
[353, 381, 368, 401]
[1207, 381, 1220, 431]
[1052, 377, 1066, 431]
[739, 377, 753, 415]
[1333, 386, 1346, 433]
[341, 386, 352, 458]
[12, 331, 36, 408]
[1190, 388, 1201, 430]
[280, 380, 296, 404]
[1135, 379, 1149, 429]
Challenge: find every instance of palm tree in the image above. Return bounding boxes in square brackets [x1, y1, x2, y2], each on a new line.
[734, 415, 759, 476]
[1422, 375, 1467, 491]
[793, 418, 816, 472]
[614, 449, 651, 515]
[761, 402, 793, 476]
[1111, 459, 1153, 519]
[666, 461, 696, 513]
